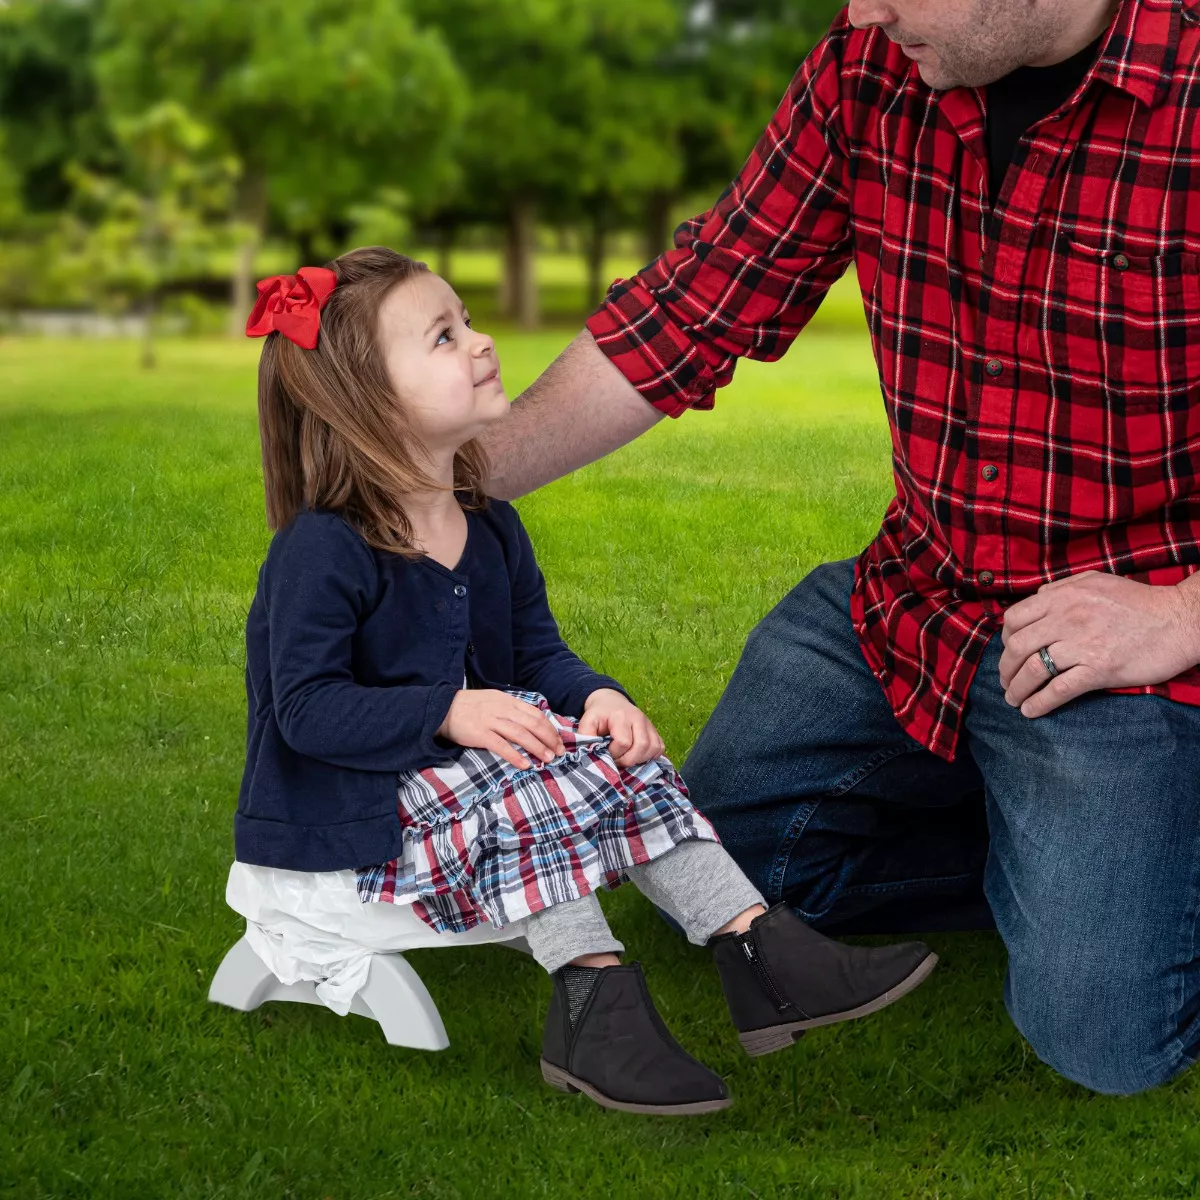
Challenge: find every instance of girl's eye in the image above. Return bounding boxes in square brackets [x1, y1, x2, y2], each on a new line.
[464, 316, 472, 329]
[436, 327, 452, 346]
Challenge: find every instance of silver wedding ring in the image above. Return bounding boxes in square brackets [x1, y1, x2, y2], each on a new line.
[1038, 646, 1059, 678]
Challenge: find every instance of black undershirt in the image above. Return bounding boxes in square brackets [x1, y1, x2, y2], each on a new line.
[984, 33, 1105, 200]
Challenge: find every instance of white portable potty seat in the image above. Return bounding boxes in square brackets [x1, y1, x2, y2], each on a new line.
[208, 862, 528, 1050]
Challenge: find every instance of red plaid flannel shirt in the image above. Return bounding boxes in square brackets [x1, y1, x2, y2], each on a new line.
[586, 0, 1200, 763]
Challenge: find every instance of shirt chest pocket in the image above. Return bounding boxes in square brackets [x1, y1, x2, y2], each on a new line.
[1018, 240, 1200, 413]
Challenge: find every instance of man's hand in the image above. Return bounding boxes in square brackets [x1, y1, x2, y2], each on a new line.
[577, 688, 665, 767]
[436, 690, 566, 770]
[997, 570, 1200, 718]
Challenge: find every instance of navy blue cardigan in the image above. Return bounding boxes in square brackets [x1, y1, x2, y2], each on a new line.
[234, 496, 631, 871]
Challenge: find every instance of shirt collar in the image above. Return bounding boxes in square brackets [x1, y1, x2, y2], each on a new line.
[1088, 0, 1181, 110]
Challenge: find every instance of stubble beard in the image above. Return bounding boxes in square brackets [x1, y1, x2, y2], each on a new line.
[919, 0, 1058, 90]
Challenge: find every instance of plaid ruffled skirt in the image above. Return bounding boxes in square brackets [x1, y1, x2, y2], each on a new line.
[355, 688, 718, 934]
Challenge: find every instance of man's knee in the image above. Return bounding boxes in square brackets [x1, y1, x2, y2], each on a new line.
[1005, 937, 1191, 1095]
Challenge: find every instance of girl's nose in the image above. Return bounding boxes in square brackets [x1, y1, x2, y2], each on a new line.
[471, 330, 496, 357]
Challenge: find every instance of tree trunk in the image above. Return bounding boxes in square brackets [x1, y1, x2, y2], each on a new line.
[505, 197, 538, 330]
[229, 167, 268, 336]
[140, 290, 157, 369]
[141, 193, 159, 368]
[296, 230, 319, 268]
[642, 190, 674, 264]
[496, 236, 512, 315]
[584, 205, 607, 312]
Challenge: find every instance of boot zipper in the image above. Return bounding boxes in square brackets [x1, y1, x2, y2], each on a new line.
[742, 936, 791, 1014]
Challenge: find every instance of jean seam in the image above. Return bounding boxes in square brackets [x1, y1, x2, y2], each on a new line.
[1166, 813, 1200, 1073]
[767, 801, 820, 903]
[840, 870, 981, 898]
[825, 742, 923, 798]
[766, 742, 925, 905]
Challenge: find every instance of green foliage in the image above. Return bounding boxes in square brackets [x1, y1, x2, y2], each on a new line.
[342, 187, 413, 257]
[677, 0, 849, 186]
[415, 0, 687, 220]
[0, 0, 116, 211]
[0, 0, 849, 315]
[46, 103, 242, 314]
[94, 0, 466, 231]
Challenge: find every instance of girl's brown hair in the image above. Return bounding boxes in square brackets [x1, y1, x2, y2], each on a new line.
[256, 245, 489, 557]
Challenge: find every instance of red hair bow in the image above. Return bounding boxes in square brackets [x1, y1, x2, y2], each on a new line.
[245, 266, 337, 350]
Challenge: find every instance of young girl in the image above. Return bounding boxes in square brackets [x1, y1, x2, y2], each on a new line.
[236, 246, 937, 1115]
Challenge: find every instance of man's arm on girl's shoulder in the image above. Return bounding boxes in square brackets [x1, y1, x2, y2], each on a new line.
[263, 513, 457, 773]
[479, 328, 662, 501]
[503, 504, 634, 716]
[480, 13, 854, 502]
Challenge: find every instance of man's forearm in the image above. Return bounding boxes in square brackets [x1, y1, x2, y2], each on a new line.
[480, 328, 664, 500]
[1174, 570, 1200, 666]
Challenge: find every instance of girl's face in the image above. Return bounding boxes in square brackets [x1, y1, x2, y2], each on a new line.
[377, 272, 508, 452]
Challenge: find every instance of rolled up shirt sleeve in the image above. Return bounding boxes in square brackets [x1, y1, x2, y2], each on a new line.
[584, 15, 854, 417]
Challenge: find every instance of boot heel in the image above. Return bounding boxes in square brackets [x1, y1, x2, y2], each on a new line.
[540, 1058, 580, 1093]
[738, 1025, 805, 1057]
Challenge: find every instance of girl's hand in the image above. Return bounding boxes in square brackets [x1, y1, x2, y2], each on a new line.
[577, 688, 665, 767]
[436, 690, 566, 770]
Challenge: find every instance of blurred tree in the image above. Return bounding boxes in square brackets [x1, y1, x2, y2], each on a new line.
[0, 130, 35, 311]
[413, 0, 685, 329]
[51, 102, 241, 364]
[669, 0, 846, 222]
[95, 0, 465, 330]
[0, 0, 117, 212]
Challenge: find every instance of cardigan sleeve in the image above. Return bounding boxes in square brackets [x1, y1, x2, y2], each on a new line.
[505, 505, 634, 717]
[264, 513, 459, 773]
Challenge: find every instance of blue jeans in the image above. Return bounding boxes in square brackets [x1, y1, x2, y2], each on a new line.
[681, 556, 1200, 1095]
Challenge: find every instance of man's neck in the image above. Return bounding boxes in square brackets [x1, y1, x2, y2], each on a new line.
[1025, 0, 1119, 68]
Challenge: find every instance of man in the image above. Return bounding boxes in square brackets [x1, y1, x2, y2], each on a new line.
[477, 0, 1200, 1096]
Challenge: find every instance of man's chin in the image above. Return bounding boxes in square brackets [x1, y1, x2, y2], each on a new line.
[912, 57, 950, 88]
[914, 58, 955, 90]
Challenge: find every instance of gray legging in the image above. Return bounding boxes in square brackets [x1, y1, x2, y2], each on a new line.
[519, 838, 765, 974]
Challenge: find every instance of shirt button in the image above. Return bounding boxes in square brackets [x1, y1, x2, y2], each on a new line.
[1112, 253, 1130, 270]
[985, 358, 1003, 377]
[453, 584, 467, 597]
[981, 464, 999, 481]
[978, 569, 995, 587]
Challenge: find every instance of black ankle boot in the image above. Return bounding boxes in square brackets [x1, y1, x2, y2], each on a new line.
[709, 904, 938, 1056]
[540, 962, 732, 1115]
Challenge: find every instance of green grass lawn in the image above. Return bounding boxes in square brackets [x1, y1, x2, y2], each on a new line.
[3, 294, 1199, 1198]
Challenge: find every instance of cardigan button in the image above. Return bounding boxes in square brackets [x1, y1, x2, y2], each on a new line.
[453, 584, 467, 597]
[466, 641, 475, 655]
